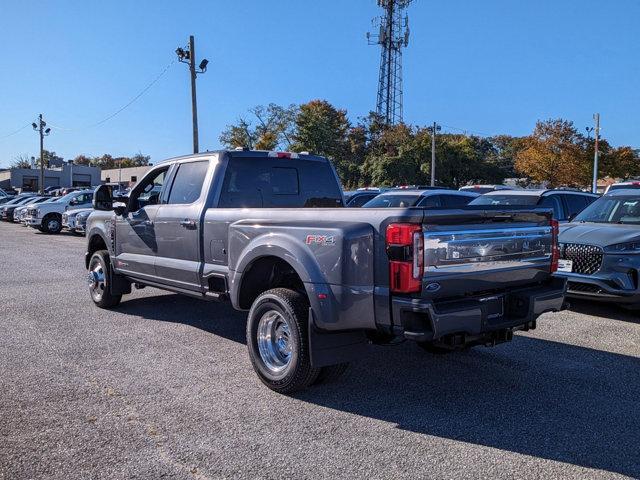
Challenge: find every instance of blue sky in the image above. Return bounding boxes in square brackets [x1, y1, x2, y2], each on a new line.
[1, 0, 639, 167]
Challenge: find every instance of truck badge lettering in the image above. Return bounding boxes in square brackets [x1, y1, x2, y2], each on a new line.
[306, 235, 336, 246]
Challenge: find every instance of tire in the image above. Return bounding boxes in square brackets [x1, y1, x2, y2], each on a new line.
[246, 288, 320, 393]
[43, 214, 62, 234]
[87, 250, 122, 308]
[313, 363, 349, 385]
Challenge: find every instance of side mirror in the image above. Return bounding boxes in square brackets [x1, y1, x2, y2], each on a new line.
[113, 204, 126, 216]
[568, 213, 577, 222]
[69, 198, 78, 206]
[93, 185, 113, 211]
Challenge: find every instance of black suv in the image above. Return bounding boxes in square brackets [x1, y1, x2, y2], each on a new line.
[468, 189, 598, 222]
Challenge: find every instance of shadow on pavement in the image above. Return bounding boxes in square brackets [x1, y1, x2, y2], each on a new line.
[568, 298, 640, 325]
[114, 293, 247, 344]
[117, 292, 640, 477]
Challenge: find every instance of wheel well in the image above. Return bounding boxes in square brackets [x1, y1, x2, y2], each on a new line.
[238, 256, 305, 309]
[86, 234, 108, 269]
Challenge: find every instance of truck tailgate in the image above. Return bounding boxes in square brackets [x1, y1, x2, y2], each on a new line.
[419, 209, 554, 299]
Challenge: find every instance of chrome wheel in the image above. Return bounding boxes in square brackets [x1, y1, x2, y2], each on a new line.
[257, 310, 293, 375]
[88, 261, 106, 302]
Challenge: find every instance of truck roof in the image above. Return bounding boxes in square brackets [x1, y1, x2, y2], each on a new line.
[375, 189, 477, 198]
[155, 150, 329, 166]
[481, 189, 597, 197]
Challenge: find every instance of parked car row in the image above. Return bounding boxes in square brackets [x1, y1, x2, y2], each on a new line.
[341, 183, 639, 310]
[1, 189, 94, 234]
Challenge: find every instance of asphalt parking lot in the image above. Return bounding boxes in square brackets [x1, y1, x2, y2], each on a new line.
[1, 222, 639, 480]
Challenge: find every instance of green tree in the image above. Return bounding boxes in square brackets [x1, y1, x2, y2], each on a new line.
[292, 100, 349, 156]
[362, 124, 430, 187]
[220, 103, 298, 151]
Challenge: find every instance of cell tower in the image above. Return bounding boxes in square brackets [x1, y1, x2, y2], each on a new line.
[367, 0, 412, 125]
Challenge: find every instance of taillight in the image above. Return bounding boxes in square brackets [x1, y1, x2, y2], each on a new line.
[386, 223, 424, 293]
[550, 219, 559, 273]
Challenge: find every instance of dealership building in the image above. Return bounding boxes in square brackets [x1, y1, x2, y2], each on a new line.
[100, 165, 152, 186]
[0, 163, 101, 192]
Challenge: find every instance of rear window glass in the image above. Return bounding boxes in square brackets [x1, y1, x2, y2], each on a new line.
[218, 156, 342, 208]
[469, 194, 539, 206]
[363, 194, 421, 208]
[608, 184, 640, 191]
[460, 187, 494, 194]
[441, 194, 474, 207]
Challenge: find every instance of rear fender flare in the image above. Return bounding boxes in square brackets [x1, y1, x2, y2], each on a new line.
[230, 233, 326, 310]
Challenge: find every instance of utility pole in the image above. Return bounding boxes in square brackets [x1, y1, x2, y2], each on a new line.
[592, 113, 600, 194]
[176, 36, 209, 154]
[427, 122, 441, 187]
[32, 114, 51, 195]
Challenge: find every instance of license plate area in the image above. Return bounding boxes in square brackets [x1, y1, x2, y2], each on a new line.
[480, 295, 504, 321]
[557, 259, 573, 273]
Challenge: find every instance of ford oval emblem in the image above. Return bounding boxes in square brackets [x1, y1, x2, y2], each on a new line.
[425, 282, 441, 292]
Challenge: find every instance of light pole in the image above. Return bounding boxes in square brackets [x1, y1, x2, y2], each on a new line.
[176, 35, 209, 154]
[592, 114, 600, 194]
[32, 114, 51, 194]
[585, 126, 593, 140]
[427, 122, 441, 187]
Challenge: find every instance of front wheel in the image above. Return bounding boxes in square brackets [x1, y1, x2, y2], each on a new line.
[88, 250, 122, 308]
[43, 214, 62, 234]
[246, 288, 320, 393]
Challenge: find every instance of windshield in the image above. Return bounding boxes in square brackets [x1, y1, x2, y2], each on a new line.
[468, 194, 539, 206]
[363, 194, 421, 208]
[6, 196, 33, 206]
[574, 195, 640, 224]
[608, 184, 640, 191]
[53, 192, 81, 203]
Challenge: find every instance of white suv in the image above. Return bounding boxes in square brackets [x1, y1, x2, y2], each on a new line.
[25, 190, 94, 234]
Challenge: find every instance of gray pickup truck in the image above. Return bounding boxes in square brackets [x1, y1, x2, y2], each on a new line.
[86, 150, 566, 392]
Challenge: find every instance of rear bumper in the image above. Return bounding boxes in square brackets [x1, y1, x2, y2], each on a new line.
[391, 277, 566, 342]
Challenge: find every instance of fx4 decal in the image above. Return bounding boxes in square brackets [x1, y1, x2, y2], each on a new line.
[305, 234, 336, 246]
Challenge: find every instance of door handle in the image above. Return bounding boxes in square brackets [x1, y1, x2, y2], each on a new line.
[180, 219, 197, 229]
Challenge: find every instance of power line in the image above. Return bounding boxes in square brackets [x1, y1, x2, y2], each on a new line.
[47, 58, 176, 132]
[0, 122, 32, 140]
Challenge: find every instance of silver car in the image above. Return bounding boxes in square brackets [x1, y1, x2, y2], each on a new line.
[556, 189, 640, 307]
[62, 208, 93, 235]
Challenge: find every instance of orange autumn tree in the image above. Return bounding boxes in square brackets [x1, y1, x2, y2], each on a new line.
[515, 119, 589, 187]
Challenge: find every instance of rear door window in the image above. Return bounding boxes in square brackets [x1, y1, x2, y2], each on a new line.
[167, 161, 209, 205]
[440, 194, 473, 207]
[416, 195, 441, 208]
[539, 195, 565, 220]
[218, 156, 343, 208]
[562, 194, 589, 218]
[347, 193, 378, 207]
